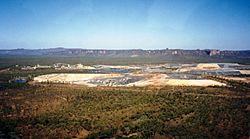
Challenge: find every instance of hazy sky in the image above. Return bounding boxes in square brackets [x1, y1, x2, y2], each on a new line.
[0, 0, 250, 50]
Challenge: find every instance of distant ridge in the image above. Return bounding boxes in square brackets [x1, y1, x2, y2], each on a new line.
[0, 48, 250, 58]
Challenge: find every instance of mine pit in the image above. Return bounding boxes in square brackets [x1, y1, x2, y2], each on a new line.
[32, 63, 250, 87]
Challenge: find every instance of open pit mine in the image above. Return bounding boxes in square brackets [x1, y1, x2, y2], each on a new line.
[33, 63, 250, 87]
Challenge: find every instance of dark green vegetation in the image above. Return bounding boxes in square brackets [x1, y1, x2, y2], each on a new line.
[0, 83, 249, 138]
[1, 55, 250, 69]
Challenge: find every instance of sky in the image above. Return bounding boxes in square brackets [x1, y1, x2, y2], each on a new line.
[0, 0, 249, 50]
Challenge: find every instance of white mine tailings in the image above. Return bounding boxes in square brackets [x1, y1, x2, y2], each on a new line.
[33, 73, 225, 87]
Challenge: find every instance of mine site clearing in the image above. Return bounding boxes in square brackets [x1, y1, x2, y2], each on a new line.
[33, 63, 250, 87]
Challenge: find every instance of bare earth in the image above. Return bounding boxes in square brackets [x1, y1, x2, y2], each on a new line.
[34, 73, 225, 87]
[127, 74, 225, 87]
[177, 63, 221, 72]
[239, 70, 250, 75]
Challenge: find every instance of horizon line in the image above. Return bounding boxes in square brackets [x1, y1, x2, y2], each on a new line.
[1, 47, 250, 51]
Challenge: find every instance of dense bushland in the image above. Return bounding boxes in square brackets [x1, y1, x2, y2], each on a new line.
[0, 84, 249, 138]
